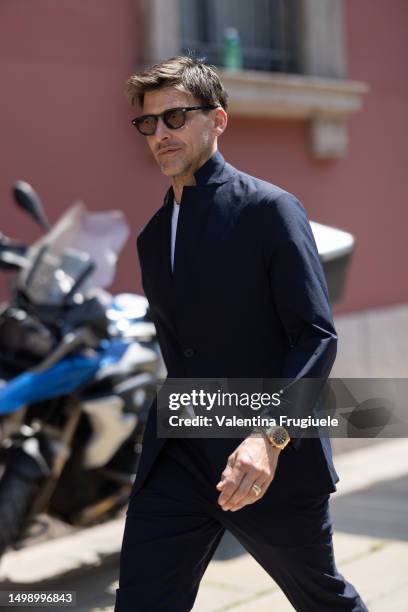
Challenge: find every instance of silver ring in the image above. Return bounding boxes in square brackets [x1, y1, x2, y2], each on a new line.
[252, 484, 262, 497]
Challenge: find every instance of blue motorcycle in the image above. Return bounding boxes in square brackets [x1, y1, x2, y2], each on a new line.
[0, 183, 163, 557]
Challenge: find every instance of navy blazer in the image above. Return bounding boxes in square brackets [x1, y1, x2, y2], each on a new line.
[132, 151, 339, 503]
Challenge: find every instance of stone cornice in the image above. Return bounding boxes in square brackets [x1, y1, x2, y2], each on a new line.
[219, 69, 370, 120]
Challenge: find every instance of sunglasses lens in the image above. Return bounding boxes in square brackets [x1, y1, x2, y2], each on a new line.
[132, 108, 188, 135]
[164, 108, 186, 129]
[134, 116, 157, 135]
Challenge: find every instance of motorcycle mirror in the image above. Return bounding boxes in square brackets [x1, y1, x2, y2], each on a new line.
[12, 181, 51, 230]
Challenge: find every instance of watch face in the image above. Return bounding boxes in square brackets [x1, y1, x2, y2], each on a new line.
[272, 427, 289, 445]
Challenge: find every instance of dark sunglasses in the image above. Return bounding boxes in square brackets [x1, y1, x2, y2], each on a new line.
[131, 105, 218, 135]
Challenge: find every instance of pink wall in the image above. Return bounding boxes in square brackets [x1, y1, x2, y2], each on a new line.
[1, 1, 407, 314]
[337, 0, 408, 311]
[0, 0, 145, 298]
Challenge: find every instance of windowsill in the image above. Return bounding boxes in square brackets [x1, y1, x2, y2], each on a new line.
[218, 69, 370, 120]
[218, 69, 369, 159]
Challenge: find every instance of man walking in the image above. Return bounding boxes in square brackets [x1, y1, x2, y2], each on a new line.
[115, 56, 367, 611]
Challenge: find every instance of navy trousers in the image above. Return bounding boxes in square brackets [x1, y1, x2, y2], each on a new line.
[115, 439, 368, 612]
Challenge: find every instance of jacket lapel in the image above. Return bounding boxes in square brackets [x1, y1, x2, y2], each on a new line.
[172, 184, 216, 287]
[173, 151, 235, 287]
[154, 151, 236, 308]
[160, 188, 174, 284]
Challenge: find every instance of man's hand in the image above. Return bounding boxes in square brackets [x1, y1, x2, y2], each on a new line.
[216, 434, 281, 512]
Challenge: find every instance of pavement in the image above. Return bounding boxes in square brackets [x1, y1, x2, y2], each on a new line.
[0, 437, 407, 611]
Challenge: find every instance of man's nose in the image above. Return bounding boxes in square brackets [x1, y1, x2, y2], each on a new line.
[155, 117, 171, 140]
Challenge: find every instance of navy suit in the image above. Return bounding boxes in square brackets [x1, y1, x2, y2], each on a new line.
[115, 152, 367, 611]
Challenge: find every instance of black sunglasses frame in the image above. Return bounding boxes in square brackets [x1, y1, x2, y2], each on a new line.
[131, 105, 218, 135]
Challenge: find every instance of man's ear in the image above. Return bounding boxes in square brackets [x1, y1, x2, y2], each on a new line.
[214, 107, 228, 136]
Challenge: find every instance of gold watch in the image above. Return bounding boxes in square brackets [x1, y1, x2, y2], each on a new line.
[262, 425, 291, 450]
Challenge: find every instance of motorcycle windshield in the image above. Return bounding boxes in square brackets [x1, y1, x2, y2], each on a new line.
[17, 203, 129, 305]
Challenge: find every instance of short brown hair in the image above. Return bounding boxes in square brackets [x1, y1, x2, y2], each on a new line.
[126, 56, 228, 111]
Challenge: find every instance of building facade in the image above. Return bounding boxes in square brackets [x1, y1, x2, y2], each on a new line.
[1, 0, 407, 314]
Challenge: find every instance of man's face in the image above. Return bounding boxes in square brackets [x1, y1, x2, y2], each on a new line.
[141, 87, 220, 179]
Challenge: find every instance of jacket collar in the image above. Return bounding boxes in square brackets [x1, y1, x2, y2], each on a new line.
[193, 149, 232, 185]
[163, 150, 234, 207]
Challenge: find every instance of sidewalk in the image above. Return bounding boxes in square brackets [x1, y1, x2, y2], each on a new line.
[1, 438, 407, 611]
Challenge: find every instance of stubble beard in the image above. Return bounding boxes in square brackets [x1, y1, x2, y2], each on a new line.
[159, 154, 190, 178]
[156, 135, 214, 180]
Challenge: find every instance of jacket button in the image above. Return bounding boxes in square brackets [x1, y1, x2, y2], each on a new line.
[183, 348, 194, 358]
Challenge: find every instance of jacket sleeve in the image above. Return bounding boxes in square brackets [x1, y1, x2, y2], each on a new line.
[260, 192, 338, 450]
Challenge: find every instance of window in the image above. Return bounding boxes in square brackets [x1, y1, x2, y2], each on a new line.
[140, 0, 369, 158]
[180, 0, 297, 73]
